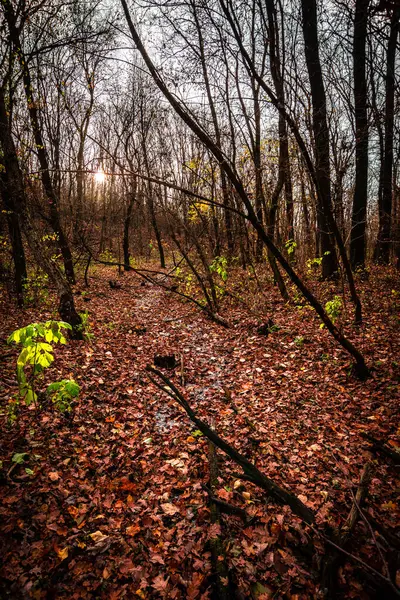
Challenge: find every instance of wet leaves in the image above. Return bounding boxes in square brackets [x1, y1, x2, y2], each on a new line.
[0, 266, 399, 598]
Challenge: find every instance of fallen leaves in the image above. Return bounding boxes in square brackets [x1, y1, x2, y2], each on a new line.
[55, 545, 69, 561]
[1, 266, 399, 599]
[126, 524, 141, 536]
[89, 530, 109, 544]
[160, 503, 179, 516]
[152, 574, 169, 593]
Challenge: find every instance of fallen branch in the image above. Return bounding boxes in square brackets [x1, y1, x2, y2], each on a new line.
[145, 365, 315, 525]
[361, 432, 400, 466]
[202, 483, 250, 523]
[319, 534, 400, 599]
[321, 462, 374, 598]
[85, 251, 229, 328]
[206, 425, 232, 599]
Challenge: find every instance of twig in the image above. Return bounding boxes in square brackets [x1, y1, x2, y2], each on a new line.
[180, 354, 185, 387]
[349, 487, 390, 579]
[202, 483, 250, 523]
[316, 530, 400, 598]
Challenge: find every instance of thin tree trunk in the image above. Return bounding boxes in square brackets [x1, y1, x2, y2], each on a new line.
[3, 0, 75, 284]
[264, 0, 294, 241]
[301, 0, 338, 279]
[350, 0, 369, 270]
[0, 86, 82, 336]
[191, 0, 234, 256]
[123, 180, 136, 270]
[375, 7, 400, 263]
[0, 177, 27, 306]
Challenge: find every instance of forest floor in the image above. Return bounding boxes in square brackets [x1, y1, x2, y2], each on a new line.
[0, 264, 399, 600]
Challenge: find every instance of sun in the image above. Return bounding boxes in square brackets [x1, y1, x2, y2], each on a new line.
[94, 169, 106, 184]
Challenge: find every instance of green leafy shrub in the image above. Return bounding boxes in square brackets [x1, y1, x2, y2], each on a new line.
[77, 309, 94, 341]
[99, 249, 115, 263]
[320, 295, 343, 329]
[325, 295, 343, 323]
[210, 256, 228, 299]
[46, 379, 80, 413]
[209, 256, 228, 282]
[306, 251, 331, 276]
[7, 321, 80, 420]
[285, 238, 297, 257]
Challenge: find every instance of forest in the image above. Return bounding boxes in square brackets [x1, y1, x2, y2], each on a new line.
[0, 0, 399, 598]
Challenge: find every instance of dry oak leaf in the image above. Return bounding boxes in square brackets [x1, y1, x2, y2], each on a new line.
[48, 471, 59, 482]
[89, 530, 109, 543]
[152, 574, 169, 592]
[160, 503, 179, 516]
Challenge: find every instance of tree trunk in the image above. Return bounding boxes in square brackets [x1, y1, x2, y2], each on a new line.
[375, 8, 400, 263]
[0, 85, 82, 337]
[350, 0, 369, 270]
[3, 0, 75, 284]
[301, 0, 338, 279]
[264, 0, 294, 242]
[123, 182, 136, 270]
[0, 176, 27, 306]
[191, 0, 234, 256]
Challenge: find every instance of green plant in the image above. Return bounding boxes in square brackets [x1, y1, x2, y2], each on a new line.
[99, 249, 115, 263]
[285, 238, 297, 257]
[23, 271, 49, 306]
[323, 295, 343, 328]
[184, 271, 195, 295]
[292, 289, 304, 306]
[209, 256, 228, 282]
[129, 256, 138, 268]
[306, 251, 331, 275]
[77, 310, 94, 341]
[7, 321, 79, 419]
[46, 379, 80, 413]
[294, 335, 305, 347]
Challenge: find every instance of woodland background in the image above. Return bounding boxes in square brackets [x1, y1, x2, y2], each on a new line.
[0, 0, 400, 599]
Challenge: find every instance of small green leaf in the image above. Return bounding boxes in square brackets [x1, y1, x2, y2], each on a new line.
[46, 381, 61, 393]
[65, 380, 80, 397]
[192, 430, 203, 438]
[12, 452, 28, 464]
